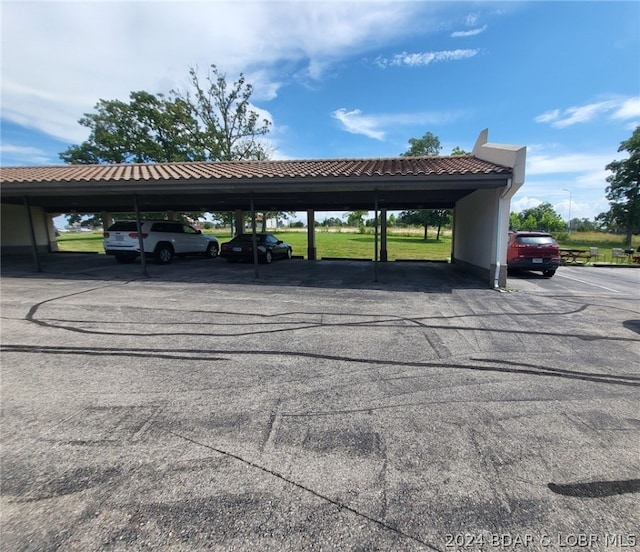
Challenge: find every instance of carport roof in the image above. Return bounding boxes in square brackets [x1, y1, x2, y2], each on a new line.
[0, 156, 512, 212]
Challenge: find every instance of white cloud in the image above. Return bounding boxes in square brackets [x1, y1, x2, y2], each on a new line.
[451, 25, 487, 38]
[1, 1, 431, 143]
[611, 97, 640, 120]
[331, 108, 467, 141]
[510, 196, 542, 213]
[533, 110, 560, 124]
[526, 152, 614, 175]
[512, 189, 609, 221]
[375, 49, 480, 68]
[512, 144, 619, 220]
[535, 97, 640, 128]
[0, 144, 53, 165]
[332, 109, 385, 141]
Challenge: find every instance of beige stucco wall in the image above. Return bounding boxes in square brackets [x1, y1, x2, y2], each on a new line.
[453, 188, 501, 266]
[451, 129, 526, 287]
[1, 203, 57, 255]
[452, 188, 516, 287]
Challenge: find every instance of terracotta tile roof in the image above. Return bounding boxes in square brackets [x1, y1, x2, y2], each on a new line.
[0, 156, 509, 183]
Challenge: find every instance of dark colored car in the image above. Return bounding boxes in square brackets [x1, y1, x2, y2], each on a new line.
[220, 233, 293, 264]
[507, 231, 560, 277]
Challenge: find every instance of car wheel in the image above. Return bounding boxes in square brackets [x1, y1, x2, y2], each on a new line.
[286, 248, 292, 260]
[154, 243, 174, 264]
[264, 250, 273, 264]
[543, 269, 556, 277]
[115, 254, 136, 264]
[205, 242, 219, 259]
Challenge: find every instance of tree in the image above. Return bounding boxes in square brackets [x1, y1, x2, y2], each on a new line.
[511, 202, 565, 232]
[598, 126, 640, 245]
[344, 210, 368, 227]
[60, 64, 272, 223]
[178, 65, 272, 161]
[400, 131, 441, 157]
[451, 146, 470, 156]
[570, 217, 597, 232]
[509, 211, 521, 231]
[60, 91, 201, 164]
[399, 131, 450, 237]
[397, 209, 451, 240]
[321, 217, 342, 227]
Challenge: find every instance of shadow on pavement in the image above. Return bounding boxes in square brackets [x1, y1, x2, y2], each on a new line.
[1, 253, 487, 293]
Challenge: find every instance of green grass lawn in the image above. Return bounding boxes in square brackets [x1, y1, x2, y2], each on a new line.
[56, 229, 452, 260]
[56, 232, 105, 253]
[556, 231, 639, 250]
[56, 228, 638, 262]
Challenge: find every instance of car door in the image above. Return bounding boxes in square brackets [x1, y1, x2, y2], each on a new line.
[268, 234, 285, 257]
[180, 223, 207, 254]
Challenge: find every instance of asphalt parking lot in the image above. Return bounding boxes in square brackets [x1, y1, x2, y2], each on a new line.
[1, 254, 639, 551]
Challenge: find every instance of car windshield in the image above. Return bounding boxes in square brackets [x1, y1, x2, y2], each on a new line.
[516, 236, 556, 245]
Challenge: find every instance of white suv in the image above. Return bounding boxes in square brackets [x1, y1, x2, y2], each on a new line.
[103, 220, 219, 264]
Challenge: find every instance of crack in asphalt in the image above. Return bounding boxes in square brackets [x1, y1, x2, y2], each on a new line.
[162, 427, 442, 551]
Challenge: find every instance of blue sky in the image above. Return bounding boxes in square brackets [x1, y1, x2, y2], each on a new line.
[1, 0, 639, 226]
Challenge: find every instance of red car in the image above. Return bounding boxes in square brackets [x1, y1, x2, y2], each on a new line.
[507, 231, 560, 277]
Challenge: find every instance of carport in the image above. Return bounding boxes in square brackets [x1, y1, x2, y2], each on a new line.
[0, 129, 526, 287]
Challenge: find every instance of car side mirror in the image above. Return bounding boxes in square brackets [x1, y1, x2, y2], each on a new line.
[277, 240, 283, 244]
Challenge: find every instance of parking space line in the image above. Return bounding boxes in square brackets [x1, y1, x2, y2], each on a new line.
[556, 271, 620, 292]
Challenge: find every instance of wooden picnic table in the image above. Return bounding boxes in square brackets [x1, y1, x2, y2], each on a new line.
[559, 248, 592, 264]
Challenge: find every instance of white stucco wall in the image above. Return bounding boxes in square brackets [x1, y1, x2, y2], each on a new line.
[1, 203, 56, 254]
[453, 188, 501, 267]
[451, 129, 526, 287]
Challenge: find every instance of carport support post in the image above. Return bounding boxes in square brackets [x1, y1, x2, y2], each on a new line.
[374, 192, 379, 282]
[133, 194, 148, 277]
[380, 208, 388, 262]
[101, 212, 113, 230]
[307, 210, 316, 260]
[250, 195, 259, 279]
[234, 210, 244, 236]
[23, 196, 41, 272]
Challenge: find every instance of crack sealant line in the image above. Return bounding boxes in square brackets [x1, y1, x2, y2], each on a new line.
[162, 427, 441, 551]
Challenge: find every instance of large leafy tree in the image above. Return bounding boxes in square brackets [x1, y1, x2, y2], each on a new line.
[450, 146, 470, 156]
[344, 210, 368, 227]
[400, 131, 441, 157]
[399, 131, 450, 237]
[597, 126, 640, 244]
[60, 65, 271, 164]
[510, 202, 565, 232]
[397, 209, 451, 240]
[179, 65, 271, 161]
[60, 91, 201, 164]
[59, 64, 276, 225]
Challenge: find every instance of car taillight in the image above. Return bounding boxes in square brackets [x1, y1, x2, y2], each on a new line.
[103, 232, 109, 238]
[128, 233, 148, 239]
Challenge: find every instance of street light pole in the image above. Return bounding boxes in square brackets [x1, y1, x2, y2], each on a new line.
[563, 188, 572, 234]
